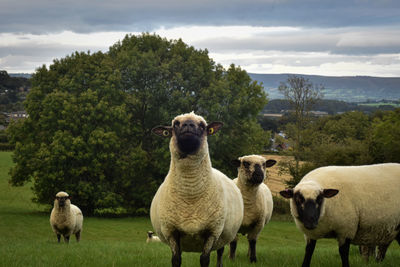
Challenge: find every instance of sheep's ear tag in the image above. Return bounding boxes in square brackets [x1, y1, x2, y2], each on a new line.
[279, 189, 294, 199]
[207, 122, 223, 135]
[152, 126, 172, 138]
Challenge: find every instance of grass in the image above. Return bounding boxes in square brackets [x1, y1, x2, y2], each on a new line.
[1, 151, 399, 266]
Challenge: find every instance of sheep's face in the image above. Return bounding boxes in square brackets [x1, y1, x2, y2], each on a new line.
[152, 112, 223, 157]
[233, 155, 276, 186]
[280, 182, 338, 230]
[147, 231, 154, 238]
[55, 191, 70, 208]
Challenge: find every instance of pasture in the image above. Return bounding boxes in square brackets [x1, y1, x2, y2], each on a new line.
[0, 151, 399, 266]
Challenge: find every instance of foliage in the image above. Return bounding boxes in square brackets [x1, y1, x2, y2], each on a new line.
[369, 109, 400, 163]
[7, 33, 269, 215]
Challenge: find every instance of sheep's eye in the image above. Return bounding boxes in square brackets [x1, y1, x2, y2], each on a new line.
[174, 121, 180, 127]
[199, 122, 205, 130]
[243, 161, 250, 168]
[296, 194, 305, 204]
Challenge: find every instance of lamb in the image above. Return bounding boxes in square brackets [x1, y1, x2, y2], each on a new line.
[280, 163, 400, 267]
[150, 112, 244, 267]
[50, 191, 83, 243]
[229, 155, 276, 262]
[147, 231, 161, 243]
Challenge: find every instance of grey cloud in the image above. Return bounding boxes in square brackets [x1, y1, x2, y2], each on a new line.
[1, 0, 400, 34]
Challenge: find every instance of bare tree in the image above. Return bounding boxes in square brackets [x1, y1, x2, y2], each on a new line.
[278, 75, 323, 186]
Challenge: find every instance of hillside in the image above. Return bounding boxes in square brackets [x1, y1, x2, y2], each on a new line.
[249, 73, 400, 102]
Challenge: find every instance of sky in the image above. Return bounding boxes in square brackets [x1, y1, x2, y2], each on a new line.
[1, 0, 400, 77]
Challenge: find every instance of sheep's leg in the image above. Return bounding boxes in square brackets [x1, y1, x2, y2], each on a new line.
[302, 238, 316, 267]
[56, 234, 61, 243]
[75, 230, 81, 242]
[338, 239, 351, 267]
[229, 236, 238, 259]
[216, 246, 224, 267]
[169, 232, 181, 267]
[64, 235, 70, 243]
[375, 243, 390, 262]
[359, 245, 375, 262]
[248, 239, 257, 262]
[200, 235, 216, 267]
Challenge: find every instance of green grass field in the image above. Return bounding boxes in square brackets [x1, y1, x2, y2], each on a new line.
[1, 151, 399, 266]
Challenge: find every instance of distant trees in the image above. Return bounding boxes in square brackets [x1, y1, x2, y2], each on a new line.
[0, 70, 30, 112]
[7, 33, 269, 215]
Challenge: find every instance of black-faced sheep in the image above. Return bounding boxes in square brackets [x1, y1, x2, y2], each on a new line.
[229, 155, 276, 262]
[50, 191, 83, 243]
[280, 163, 400, 267]
[150, 112, 244, 267]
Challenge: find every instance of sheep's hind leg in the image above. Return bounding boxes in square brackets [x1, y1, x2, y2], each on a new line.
[56, 234, 61, 243]
[200, 235, 216, 267]
[216, 246, 224, 267]
[63, 235, 70, 243]
[248, 239, 257, 262]
[375, 243, 390, 262]
[75, 230, 81, 242]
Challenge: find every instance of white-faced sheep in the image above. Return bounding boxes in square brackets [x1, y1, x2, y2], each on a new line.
[147, 231, 161, 243]
[229, 155, 276, 262]
[150, 112, 244, 267]
[280, 163, 400, 267]
[50, 191, 83, 243]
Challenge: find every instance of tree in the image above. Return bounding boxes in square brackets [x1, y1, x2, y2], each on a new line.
[8, 33, 269, 215]
[369, 108, 400, 163]
[278, 75, 323, 186]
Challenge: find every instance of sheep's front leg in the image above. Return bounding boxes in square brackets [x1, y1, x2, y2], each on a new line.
[338, 239, 351, 267]
[63, 235, 70, 243]
[169, 232, 181, 267]
[376, 243, 390, 262]
[302, 238, 316, 267]
[216, 246, 224, 267]
[56, 234, 61, 243]
[229, 235, 238, 259]
[200, 235, 216, 267]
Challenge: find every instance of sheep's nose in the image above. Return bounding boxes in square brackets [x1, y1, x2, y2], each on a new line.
[182, 120, 196, 130]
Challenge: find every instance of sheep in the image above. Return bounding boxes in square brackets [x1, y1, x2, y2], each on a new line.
[50, 191, 83, 243]
[147, 231, 161, 243]
[150, 112, 244, 267]
[279, 163, 400, 267]
[229, 155, 276, 262]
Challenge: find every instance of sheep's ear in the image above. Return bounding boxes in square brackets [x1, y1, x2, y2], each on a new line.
[231, 159, 241, 168]
[265, 159, 277, 168]
[279, 189, 294, 199]
[152, 126, 172, 138]
[323, 189, 339, 198]
[207, 122, 223, 135]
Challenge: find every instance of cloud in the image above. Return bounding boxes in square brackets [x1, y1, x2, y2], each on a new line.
[1, 0, 399, 34]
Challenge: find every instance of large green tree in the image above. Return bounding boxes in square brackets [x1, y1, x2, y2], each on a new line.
[8, 33, 269, 215]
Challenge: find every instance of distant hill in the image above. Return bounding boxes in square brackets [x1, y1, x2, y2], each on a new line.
[249, 73, 400, 102]
[9, 73, 32, 79]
